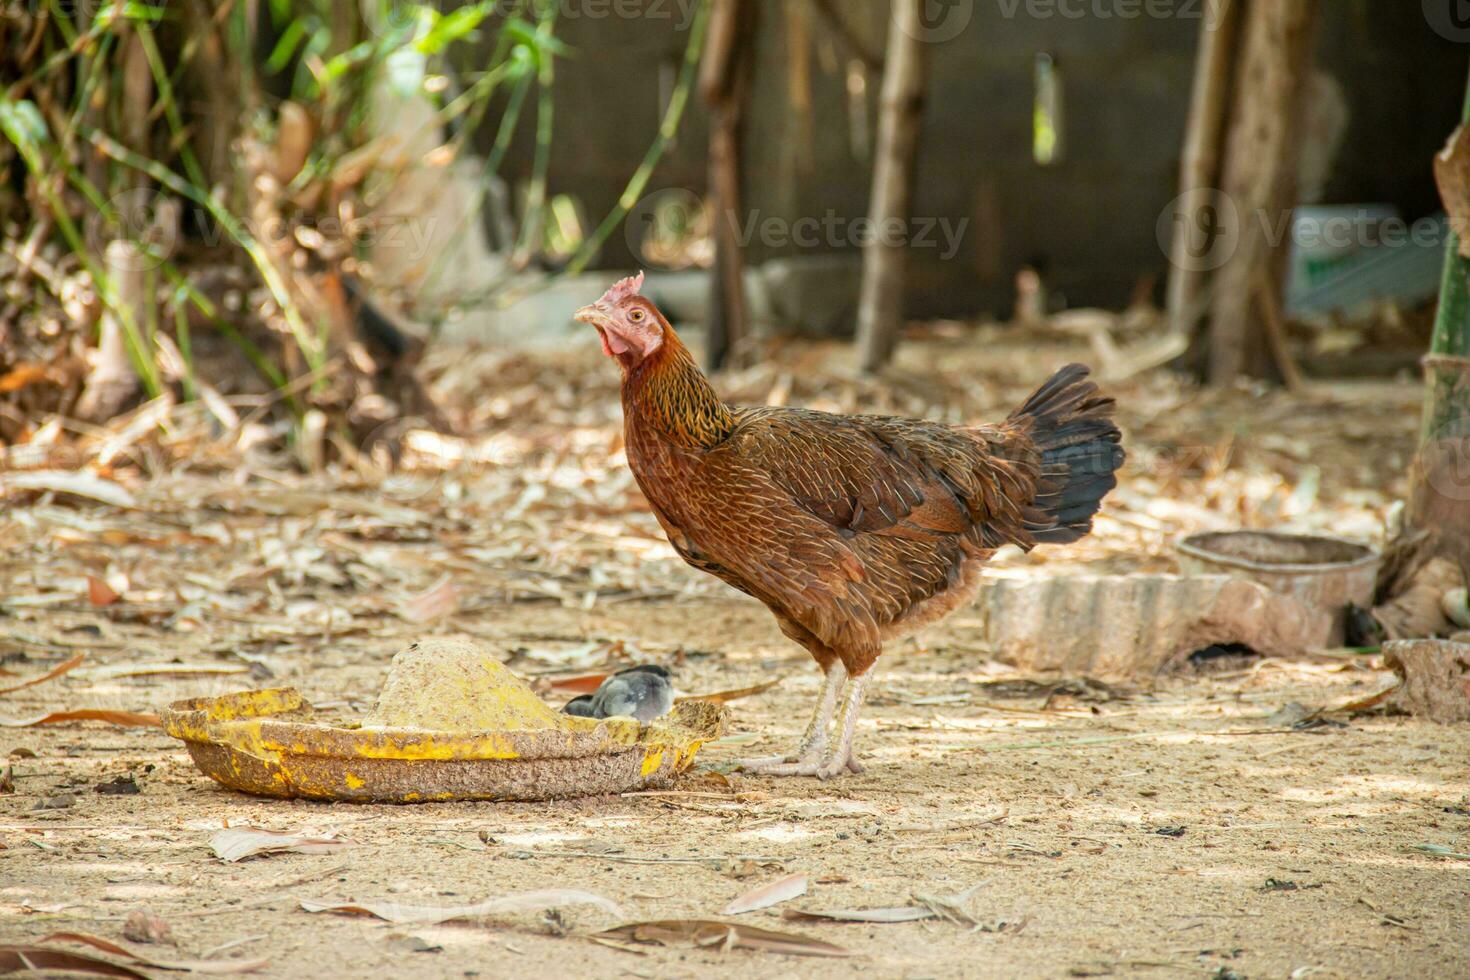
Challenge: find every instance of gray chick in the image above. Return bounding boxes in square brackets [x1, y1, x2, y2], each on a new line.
[561, 665, 673, 722]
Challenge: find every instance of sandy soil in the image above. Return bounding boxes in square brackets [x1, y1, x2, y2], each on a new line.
[4, 594, 1468, 979]
[2, 335, 1467, 977]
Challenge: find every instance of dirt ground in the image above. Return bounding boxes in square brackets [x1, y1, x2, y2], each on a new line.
[3, 334, 1468, 978]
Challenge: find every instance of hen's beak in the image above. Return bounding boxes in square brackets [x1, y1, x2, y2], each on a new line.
[574, 303, 627, 357]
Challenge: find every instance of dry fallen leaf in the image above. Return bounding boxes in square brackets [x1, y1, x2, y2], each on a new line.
[87, 576, 120, 607]
[783, 906, 936, 924]
[210, 827, 350, 863]
[35, 932, 267, 974]
[547, 672, 610, 694]
[0, 469, 137, 508]
[78, 663, 250, 682]
[0, 653, 85, 696]
[0, 709, 161, 729]
[911, 882, 986, 927]
[595, 919, 852, 958]
[677, 678, 783, 706]
[300, 889, 624, 923]
[400, 576, 459, 623]
[721, 873, 808, 915]
[0, 943, 152, 979]
[0, 363, 52, 394]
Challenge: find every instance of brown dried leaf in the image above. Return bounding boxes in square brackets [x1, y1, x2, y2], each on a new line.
[80, 663, 250, 682]
[1436, 121, 1470, 259]
[0, 363, 52, 393]
[0, 652, 84, 695]
[0, 709, 161, 728]
[0, 944, 153, 979]
[548, 672, 610, 694]
[210, 827, 350, 863]
[400, 576, 459, 623]
[721, 873, 808, 915]
[783, 906, 936, 924]
[595, 919, 852, 958]
[678, 678, 782, 706]
[87, 576, 120, 607]
[300, 889, 624, 923]
[1333, 685, 1398, 714]
[37, 932, 267, 974]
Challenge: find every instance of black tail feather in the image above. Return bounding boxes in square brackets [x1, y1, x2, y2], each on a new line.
[1013, 364, 1124, 545]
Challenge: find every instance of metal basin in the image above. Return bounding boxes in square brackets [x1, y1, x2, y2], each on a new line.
[1175, 530, 1379, 643]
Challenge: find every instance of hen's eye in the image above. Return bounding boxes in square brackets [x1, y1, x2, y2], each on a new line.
[629, 309, 645, 322]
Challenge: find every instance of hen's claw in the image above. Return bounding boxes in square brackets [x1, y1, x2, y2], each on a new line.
[741, 745, 863, 779]
[735, 751, 800, 770]
[736, 742, 825, 774]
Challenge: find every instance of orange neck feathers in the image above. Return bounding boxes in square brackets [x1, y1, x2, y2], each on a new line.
[622, 329, 735, 450]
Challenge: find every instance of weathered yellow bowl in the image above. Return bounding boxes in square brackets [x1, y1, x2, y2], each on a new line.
[161, 641, 725, 803]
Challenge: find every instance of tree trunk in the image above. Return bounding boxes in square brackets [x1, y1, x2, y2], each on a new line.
[1407, 69, 1470, 575]
[1165, 0, 1242, 335]
[855, 0, 928, 373]
[1206, 0, 1319, 384]
[701, 0, 756, 372]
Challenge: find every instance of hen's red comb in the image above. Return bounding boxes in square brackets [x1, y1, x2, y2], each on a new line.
[597, 271, 645, 306]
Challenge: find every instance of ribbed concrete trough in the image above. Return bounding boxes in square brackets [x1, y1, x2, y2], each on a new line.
[974, 531, 1380, 681]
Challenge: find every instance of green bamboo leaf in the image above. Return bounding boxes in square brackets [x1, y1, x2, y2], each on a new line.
[504, 15, 571, 66]
[265, 18, 311, 75]
[0, 97, 50, 151]
[417, 5, 490, 54]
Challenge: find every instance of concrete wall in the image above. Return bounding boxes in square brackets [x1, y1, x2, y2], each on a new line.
[479, 0, 1466, 324]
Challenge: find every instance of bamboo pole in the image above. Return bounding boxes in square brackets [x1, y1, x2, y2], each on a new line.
[855, 0, 929, 373]
[1407, 67, 1470, 572]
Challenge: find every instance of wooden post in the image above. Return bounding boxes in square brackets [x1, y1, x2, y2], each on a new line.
[1165, 0, 1242, 335]
[700, 0, 756, 371]
[855, 0, 928, 373]
[1206, 0, 1319, 384]
[76, 242, 146, 423]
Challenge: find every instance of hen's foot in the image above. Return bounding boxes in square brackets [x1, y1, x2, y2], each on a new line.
[736, 741, 826, 774]
[740, 746, 863, 779]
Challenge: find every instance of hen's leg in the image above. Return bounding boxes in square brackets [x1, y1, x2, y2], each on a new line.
[737, 662, 845, 771]
[815, 670, 871, 780]
[744, 668, 871, 779]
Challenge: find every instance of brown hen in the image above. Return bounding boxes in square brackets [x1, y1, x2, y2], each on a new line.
[576, 273, 1124, 778]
